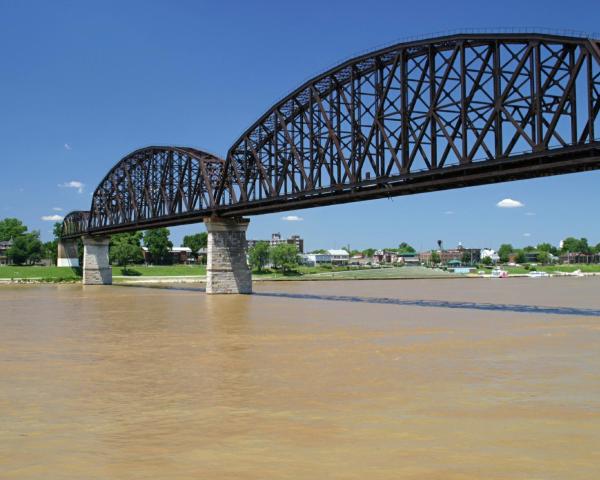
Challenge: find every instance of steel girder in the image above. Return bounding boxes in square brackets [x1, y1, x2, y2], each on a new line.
[61, 33, 600, 238]
[60, 211, 90, 238]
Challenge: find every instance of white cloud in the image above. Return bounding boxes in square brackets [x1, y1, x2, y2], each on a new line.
[443, 210, 455, 215]
[281, 215, 303, 221]
[64, 143, 72, 150]
[525, 212, 536, 216]
[58, 180, 84, 194]
[41, 214, 64, 221]
[52, 207, 63, 211]
[496, 198, 524, 208]
[523, 233, 531, 237]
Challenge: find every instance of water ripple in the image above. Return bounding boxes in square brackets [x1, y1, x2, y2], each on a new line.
[255, 292, 600, 317]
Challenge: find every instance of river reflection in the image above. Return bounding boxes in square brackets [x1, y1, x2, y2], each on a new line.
[1, 278, 600, 479]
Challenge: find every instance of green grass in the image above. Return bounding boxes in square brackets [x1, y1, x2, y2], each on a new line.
[0, 266, 81, 280]
[535, 264, 600, 273]
[3, 263, 598, 283]
[112, 265, 206, 276]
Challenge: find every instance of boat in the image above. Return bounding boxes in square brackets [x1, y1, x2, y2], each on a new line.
[491, 268, 508, 278]
[527, 271, 550, 278]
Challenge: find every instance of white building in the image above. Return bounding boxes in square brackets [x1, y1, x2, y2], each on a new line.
[300, 253, 332, 266]
[480, 248, 500, 263]
[327, 249, 349, 265]
[300, 249, 349, 266]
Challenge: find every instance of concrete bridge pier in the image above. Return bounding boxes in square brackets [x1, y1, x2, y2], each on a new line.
[82, 235, 112, 285]
[205, 217, 252, 294]
[57, 239, 79, 267]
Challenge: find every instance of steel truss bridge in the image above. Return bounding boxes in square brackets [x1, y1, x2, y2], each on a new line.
[61, 32, 600, 239]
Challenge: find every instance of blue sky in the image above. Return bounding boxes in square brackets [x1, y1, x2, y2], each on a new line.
[1, 0, 599, 252]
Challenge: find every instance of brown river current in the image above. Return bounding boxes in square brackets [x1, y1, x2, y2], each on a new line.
[1, 278, 600, 479]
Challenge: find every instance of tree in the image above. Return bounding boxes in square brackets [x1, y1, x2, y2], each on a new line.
[362, 248, 376, 257]
[398, 242, 416, 254]
[248, 241, 270, 272]
[430, 250, 441, 264]
[42, 222, 63, 265]
[481, 256, 493, 266]
[537, 251, 550, 265]
[0, 217, 27, 241]
[310, 248, 328, 254]
[515, 250, 526, 264]
[270, 243, 299, 273]
[462, 251, 473, 265]
[537, 242, 558, 255]
[561, 237, 591, 254]
[110, 232, 143, 270]
[595, 243, 600, 254]
[143, 228, 172, 264]
[7, 231, 43, 265]
[437, 240, 443, 251]
[498, 243, 514, 263]
[182, 232, 208, 262]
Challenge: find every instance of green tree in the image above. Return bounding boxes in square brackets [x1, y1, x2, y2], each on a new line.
[561, 237, 591, 254]
[362, 248, 376, 257]
[310, 248, 328, 254]
[110, 232, 143, 270]
[515, 250, 526, 264]
[537, 251, 550, 265]
[182, 232, 208, 262]
[536, 242, 558, 255]
[7, 231, 43, 265]
[41, 222, 63, 265]
[270, 243, 299, 273]
[481, 256, 493, 266]
[0, 217, 27, 241]
[498, 243, 513, 263]
[398, 242, 416, 254]
[462, 251, 473, 265]
[430, 250, 441, 264]
[248, 241, 270, 272]
[143, 228, 172, 265]
[595, 243, 600, 254]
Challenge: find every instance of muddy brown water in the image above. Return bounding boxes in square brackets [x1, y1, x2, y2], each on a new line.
[1, 278, 599, 479]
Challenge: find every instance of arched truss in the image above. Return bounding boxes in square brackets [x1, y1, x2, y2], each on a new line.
[61, 33, 600, 237]
[60, 211, 90, 239]
[88, 147, 225, 234]
[219, 33, 600, 215]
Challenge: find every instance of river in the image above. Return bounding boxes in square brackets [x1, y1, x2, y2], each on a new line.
[1, 278, 599, 479]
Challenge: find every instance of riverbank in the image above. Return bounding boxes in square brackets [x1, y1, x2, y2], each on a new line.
[2, 264, 600, 284]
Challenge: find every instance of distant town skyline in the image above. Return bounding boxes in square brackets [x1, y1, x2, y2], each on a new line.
[1, 0, 599, 250]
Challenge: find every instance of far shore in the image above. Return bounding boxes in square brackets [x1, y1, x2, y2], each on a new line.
[1, 264, 599, 285]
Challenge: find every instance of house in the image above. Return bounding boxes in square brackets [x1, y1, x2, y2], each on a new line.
[560, 252, 600, 264]
[480, 248, 500, 263]
[0, 240, 12, 265]
[397, 252, 420, 265]
[327, 249, 349, 265]
[300, 252, 332, 266]
[350, 253, 370, 265]
[420, 243, 481, 265]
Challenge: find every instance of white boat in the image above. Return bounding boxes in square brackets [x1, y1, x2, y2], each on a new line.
[527, 271, 550, 278]
[491, 268, 508, 278]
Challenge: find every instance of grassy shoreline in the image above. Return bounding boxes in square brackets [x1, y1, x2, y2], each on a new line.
[2, 264, 600, 284]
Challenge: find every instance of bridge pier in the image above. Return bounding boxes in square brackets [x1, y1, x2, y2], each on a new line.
[205, 217, 252, 294]
[57, 239, 79, 267]
[82, 235, 112, 285]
